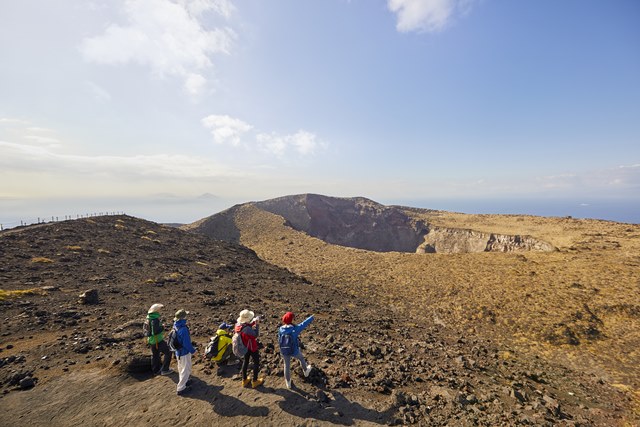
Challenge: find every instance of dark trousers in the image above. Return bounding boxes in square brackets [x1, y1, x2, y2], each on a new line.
[150, 340, 172, 374]
[217, 345, 239, 365]
[242, 350, 260, 381]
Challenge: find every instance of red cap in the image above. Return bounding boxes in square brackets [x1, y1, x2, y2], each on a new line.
[282, 312, 295, 325]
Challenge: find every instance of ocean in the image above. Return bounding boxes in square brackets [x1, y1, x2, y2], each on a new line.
[388, 198, 640, 224]
[1, 196, 639, 230]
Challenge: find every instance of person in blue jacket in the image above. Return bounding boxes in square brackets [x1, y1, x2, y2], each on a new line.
[172, 309, 196, 396]
[278, 311, 313, 389]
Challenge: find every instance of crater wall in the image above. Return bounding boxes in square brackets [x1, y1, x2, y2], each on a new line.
[418, 227, 556, 253]
[256, 194, 428, 253]
[187, 194, 556, 254]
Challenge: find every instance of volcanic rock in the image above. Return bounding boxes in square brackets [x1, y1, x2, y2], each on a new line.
[78, 289, 99, 305]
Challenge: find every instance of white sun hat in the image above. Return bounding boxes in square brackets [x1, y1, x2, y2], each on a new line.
[148, 303, 164, 313]
[237, 309, 255, 324]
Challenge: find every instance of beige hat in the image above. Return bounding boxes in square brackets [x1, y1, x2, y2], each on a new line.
[174, 309, 189, 321]
[148, 303, 164, 313]
[237, 309, 254, 324]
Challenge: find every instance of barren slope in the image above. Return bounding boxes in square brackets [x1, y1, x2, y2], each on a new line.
[2, 214, 638, 425]
[185, 196, 640, 422]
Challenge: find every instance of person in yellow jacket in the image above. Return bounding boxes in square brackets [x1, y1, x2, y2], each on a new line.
[210, 323, 239, 365]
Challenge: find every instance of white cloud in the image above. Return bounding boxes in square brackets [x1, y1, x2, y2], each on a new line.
[184, 73, 207, 95]
[201, 114, 326, 157]
[387, 0, 473, 33]
[178, 0, 234, 19]
[24, 135, 62, 148]
[256, 133, 287, 157]
[80, 0, 235, 96]
[201, 114, 253, 146]
[257, 130, 322, 157]
[0, 140, 241, 179]
[1, 121, 62, 148]
[0, 118, 30, 125]
[26, 127, 55, 133]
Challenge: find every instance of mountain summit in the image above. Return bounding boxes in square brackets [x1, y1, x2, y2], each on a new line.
[184, 194, 555, 254]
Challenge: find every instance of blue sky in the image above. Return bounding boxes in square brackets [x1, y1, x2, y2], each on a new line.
[1, 0, 639, 225]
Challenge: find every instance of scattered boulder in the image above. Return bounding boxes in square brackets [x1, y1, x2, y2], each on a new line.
[510, 387, 527, 403]
[543, 395, 561, 417]
[19, 376, 35, 390]
[78, 289, 99, 305]
[391, 390, 408, 407]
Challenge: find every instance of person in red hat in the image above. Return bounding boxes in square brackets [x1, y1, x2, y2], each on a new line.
[278, 311, 314, 389]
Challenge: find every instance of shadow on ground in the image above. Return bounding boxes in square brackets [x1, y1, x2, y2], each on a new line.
[181, 376, 270, 418]
[261, 385, 394, 426]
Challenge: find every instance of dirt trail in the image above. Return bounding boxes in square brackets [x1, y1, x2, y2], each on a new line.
[2, 366, 389, 427]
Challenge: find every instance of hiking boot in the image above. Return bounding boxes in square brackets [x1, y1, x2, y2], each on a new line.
[252, 378, 265, 388]
[304, 365, 312, 378]
[160, 369, 174, 376]
[242, 378, 251, 387]
[176, 386, 192, 396]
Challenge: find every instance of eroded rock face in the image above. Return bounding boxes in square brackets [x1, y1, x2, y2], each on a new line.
[256, 194, 428, 253]
[188, 194, 555, 254]
[418, 227, 556, 254]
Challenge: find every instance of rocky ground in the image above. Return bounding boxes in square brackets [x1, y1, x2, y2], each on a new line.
[1, 214, 638, 425]
[184, 196, 640, 425]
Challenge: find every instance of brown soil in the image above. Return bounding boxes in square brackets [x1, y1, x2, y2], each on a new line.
[184, 196, 640, 425]
[1, 211, 638, 426]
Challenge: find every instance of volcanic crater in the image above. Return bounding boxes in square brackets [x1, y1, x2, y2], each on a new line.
[1, 195, 639, 426]
[190, 193, 556, 254]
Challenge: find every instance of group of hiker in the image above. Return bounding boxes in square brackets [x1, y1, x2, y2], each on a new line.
[143, 304, 314, 396]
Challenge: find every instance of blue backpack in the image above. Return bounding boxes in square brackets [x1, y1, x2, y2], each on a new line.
[167, 326, 183, 352]
[278, 329, 296, 356]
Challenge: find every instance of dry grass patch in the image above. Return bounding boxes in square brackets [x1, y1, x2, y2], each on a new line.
[97, 248, 111, 254]
[144, 272, 182, 286]
[195, 261, 209, 266]
[30, 257, 54, 263]
[66, 245, 82, 251]
[0, 288, 47, 301]
[189, 200, 640, 389]
[163, 272, 182, 282]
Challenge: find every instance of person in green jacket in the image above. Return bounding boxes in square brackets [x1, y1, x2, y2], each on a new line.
[144, 303, 173, 375]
